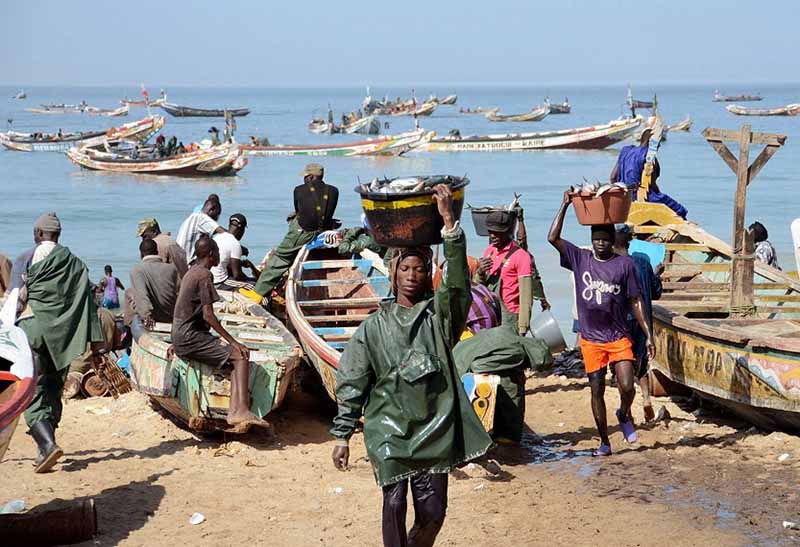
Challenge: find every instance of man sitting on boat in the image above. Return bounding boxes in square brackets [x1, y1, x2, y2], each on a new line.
[331, 185, 492, 546]
[610, 128, 688, 219]
[170, 235, 268, 430]
[124, 238, 179, 330]
[137, 218, 188, 279]
[548, 195, 655, 456]
[212, 213, 260, 292]
[241, 163, 339, 305]
[176, 196, 226, 263]
[17, 212, 103, 472]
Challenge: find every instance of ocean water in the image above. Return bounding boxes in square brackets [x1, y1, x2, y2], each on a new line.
[2, 84, 799, 332]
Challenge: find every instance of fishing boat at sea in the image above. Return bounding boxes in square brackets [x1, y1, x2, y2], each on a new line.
[11, 90, 26, 100]
[713, 90, 763, 102]
[160, 102, 251, 117]
[435, 94, 458, 105]
[25, 103, 87, 114]
[459, 107, 498, 115]
[666, 116, 693, 132]
[0, 290, 36, 462]
[84, 105, 129, 117]
[548, 97, 571, 114]
[388, 101, 437, 117]
[243, 129, 432, 157]
[310, 115, 380, 135]
[129, 294, 303, 433]
[121, 90, 167, 107]
[417, 117, 641, 152]
[629, 125, 800, 432]
[726, 103, 800, 117]
[485, 105, 549, 122]
[66, 141, 247, 176]
[0, 115, 165, 152]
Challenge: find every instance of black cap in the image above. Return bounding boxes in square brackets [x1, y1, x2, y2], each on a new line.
[485, 210, 514, 232]
[208, 126, 219, 133]
[229, 213, 247, 228]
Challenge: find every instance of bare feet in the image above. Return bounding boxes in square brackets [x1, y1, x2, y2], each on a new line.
[227, 409, 272, 430]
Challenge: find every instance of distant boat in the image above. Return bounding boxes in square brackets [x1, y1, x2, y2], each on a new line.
[388, 101, 437, 117]
[439, 94, 458, 105]
[84, 105, 129, 117]
[726, 103, 800, 117]
[548, 97, 571, 114]
[459, 107, 498, 115]
[160, 102, 250, 118]
[11, 90, 26, 100]
[26, 103, 86, 114]
[243, 130, 432, 157]
[626, 84, 656, 110]
[713, 90, 762, 102]
[666, 116, 693, 132]
[485, 104, 549, 122]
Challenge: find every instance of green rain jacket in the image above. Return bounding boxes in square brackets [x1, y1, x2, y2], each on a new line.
[453, 325, 553, 377]
[23, 245, 102, 370]
[331, 227, 493, 487]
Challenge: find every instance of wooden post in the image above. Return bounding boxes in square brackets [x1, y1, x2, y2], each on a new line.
[702, 126, 786, 316]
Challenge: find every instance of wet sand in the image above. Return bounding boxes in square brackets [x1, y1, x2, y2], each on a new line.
[1, 370, 798, 546]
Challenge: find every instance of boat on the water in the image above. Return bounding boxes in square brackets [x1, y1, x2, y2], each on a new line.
[66, 141, 247, 176]
[438, 94, 458, 105]
[417, 117, 641, 152]
[161, 102, 250, 117]
[548, 97, 571, 114]
[12, 90, 26, 100]
[243, 129, 432, 157]
[341, 115, 380, 135]
[387, 101, 437, 117]
[26, 103, 87, 114]
[84, 105, 129, 117]
[726, 103, 800, 117]
[0, 115, 165, 152]
[459, 107, 498, 115]
[129, 294, 303, 433]
[308, 118, 336, 134]
[0, 290, 36, 462]
[121, 90, 167, 107]
[713, 90, 763, 102]
[666, 116, 693, 132]
[485, 105, 549, 122]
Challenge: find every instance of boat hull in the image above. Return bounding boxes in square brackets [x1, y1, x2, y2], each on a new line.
[726, 104, 800, 116]
[486, 107, 549, 122]
[161, 102, 250, 117]
[243, 130, 432, 157]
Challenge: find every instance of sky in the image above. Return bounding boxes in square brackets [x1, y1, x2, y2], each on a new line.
[2, 1, 799, 87]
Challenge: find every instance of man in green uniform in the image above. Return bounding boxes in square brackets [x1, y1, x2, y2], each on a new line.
[18, 213, 103, 473]
[331, 185, 492, 547]
[241, 163, 339, 304]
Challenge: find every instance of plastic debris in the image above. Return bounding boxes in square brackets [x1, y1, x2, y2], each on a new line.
[473, 483, 486, 491]
[1, 499, 26, 514]
[189, 512, 205, 525]
[778, 453, 790, 462]
[783, 521, 799, 530]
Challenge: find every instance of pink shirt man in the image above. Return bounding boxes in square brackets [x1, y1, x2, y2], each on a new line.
[481, 241, 532, 313]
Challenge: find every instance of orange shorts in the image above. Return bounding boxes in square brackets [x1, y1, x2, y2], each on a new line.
[579, 337, 634, 375]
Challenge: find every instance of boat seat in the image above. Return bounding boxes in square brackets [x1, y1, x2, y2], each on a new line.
[298, 296, 387, 309]
[298, 276, 388, 288]
[305, 313, 373, 324]
[303, 259, 376, 270]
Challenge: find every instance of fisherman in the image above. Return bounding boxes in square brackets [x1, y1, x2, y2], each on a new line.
[176, 195, 225, 263]
[209, 126, 221, 146]
[155, 135, 167, 157]
[97, 264, 124, 309]
[18, 213, 103, 472]
[241, 163, 339, 304]
[126, 238, 179, 329]
[0, 253, 11, 294]
[331, 185, 492, 547]
[167, 136, 177, 156]
[177, 142, 186, 154]
[610, 128, 688, 219]
[614, 225, 662, 422]
[170, 236, 268, 429]
[136, 218, 189, 278]
[750, 221, 780, 269]
[548, 192, 655, 456]
[474, 210, 549, 336]
[212, 213, 260, 291]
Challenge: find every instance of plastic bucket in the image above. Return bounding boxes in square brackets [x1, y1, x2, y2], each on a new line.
[570, 188, 632, 226]
[470, 207, 517, 237]
[531, 310, 566, 354]
[356, 176, 468, 247]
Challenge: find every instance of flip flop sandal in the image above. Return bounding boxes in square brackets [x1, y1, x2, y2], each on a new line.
[616, 409, 638, 443]
[592, 444, 612, 457]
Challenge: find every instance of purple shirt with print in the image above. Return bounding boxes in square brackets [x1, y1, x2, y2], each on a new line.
[559, 240, 641, 344]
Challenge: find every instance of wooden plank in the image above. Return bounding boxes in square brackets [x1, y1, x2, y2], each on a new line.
[665, 262, 731, 272]
[706, 140, 738, 174]
[298, 297, 386, 309]
[305, 314, 373, 323]
[702, 127, 787, 146]
[663, 282, 793, 290]
[217, 313, 267, 325]
[754, 294, 800, 302]
[298, 276, 387, 288]
[664, 243, 714, 252]
[633, 225, 660, 234]
[660, 270, 703, 279]
[748, 144, 781, 183]
[313, 326, 359, 335]
[302, 259, 374, 270]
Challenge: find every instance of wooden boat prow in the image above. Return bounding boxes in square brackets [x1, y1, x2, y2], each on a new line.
[629, 201, 800, 431]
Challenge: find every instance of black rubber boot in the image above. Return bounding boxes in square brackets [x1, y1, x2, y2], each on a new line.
[29, 421, 63, 473]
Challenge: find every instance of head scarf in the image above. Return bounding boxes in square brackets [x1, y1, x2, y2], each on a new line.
[390, 246, 434, 296]
[34, 212, 61, 233]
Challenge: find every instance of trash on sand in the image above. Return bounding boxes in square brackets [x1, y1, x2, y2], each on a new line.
[189, 512, 205, 525]
[778, 453, 790, 462]
[783, 521, 799, 530]
[557, 422, 565, 427]
[466, 463, 477, 471]
[332, 487, 344, 494]
[1, 499, 26, 514]
[473, 483, 487, 491]
[85, 406, 111, 415]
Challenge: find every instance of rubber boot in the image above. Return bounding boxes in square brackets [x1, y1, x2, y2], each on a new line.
[29, 421, 63, 473]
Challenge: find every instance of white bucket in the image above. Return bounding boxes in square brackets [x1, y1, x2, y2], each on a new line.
[531, 310, 567, 354]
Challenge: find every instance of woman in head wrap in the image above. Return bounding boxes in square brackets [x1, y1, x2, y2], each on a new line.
[750, 221, 780, 269]
[331, 185, 492, 547]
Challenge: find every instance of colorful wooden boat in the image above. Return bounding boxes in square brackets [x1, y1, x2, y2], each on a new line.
[713, 91, 762, 102]
[0, 115, 165, 152]
[388, 101, 437, 117]
[66, 141, 247, 176]
[0, 290, 36, 462]
[129, 294, 303, 433]
[726, 103, 800, 117]
[417, 117, 642, 152]
[341, 115, 380, 135]
[629, 203, 800, 432]
[160, 102, 250, 117]
[485, 105, 549, 122]
[242, 129, 432, 157]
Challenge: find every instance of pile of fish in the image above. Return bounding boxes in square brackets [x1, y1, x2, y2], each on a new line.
[570, 181, 629, 196]
[361, 174, 463, 194]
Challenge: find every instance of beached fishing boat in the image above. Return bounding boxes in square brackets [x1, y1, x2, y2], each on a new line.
[666, 116, 693, 132]
[485, 105, 549, 122]
[160, 102, 250, 117]
[713, 90, 762, 102]
[242, 129, 432, 157]
[726, 103, 800, 117]
[129, 294, 303, 433]
[66, 141, 247, 176]
[0, 290, 36, 462]
[548, 98, 571, 114]
[0, 115, 165, 152]
[417, 117, 641, 152]
[85, 105, 129, 117]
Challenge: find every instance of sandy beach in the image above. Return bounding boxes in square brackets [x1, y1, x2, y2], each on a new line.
[2, 369, 798, 546]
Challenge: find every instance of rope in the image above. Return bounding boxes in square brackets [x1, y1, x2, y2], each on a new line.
[729, 305, 756, 316]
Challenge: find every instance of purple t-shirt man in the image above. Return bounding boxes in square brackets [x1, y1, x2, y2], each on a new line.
[560, 240, 641, 343]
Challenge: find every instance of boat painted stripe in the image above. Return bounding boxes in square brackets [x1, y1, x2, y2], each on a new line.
[302, 259, 374, 270]
[361, 188, 465, 211]
[299, 276, 388, 288]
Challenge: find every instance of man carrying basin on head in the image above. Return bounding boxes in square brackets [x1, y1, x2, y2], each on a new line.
[474, 210, 549, 336]
[241, 163, 339, 304]
[548, 191, 655, 457]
